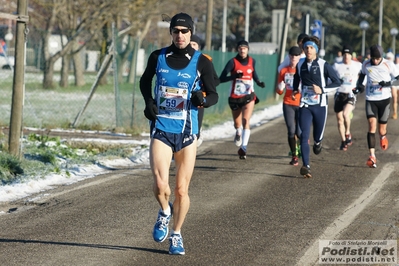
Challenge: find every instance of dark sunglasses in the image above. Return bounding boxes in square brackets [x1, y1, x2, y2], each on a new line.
[172, 28, 190, 34]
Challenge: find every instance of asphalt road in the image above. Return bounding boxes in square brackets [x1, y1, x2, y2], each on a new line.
[1, 93, 398, 266]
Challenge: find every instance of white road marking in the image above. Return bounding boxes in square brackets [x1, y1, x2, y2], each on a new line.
[296, 163, 395, 266]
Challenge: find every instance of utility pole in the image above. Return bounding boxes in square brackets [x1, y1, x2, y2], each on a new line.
[221, 0, 227, 52]
[205, 0, 213, 50]
[245, 0, 250, 41]
[378, 0, 383, 46]
[8, 0, 29, 157]
[275, 0, 292, 101]
[278, 0, 292, 65]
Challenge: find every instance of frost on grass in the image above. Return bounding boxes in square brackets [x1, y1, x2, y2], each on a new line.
[0, 133, 149, 186]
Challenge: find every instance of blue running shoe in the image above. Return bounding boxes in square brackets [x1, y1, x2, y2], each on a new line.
[169, 234, 185, 255]
[152, 202, 172, 242]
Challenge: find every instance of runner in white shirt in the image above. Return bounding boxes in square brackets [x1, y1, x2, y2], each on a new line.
[386, 52, 399, 119]
[356, 45, 399, 168]
[332, 45, 363, 151]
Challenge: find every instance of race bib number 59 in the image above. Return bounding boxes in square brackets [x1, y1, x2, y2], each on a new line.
[158, 86, 189, 119]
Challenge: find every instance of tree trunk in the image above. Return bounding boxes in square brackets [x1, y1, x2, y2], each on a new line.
[98, 23, 110, 86]
[99, 70, 108, 85]
[117, 35, 133, 84]
[116, 54, 124, 84]
[73, 46, 85, 87]
[43, 59, 56, 89]
[60, 54, 70, 87]
[98, 43, 109, 86]
[127, 19, 151, 84]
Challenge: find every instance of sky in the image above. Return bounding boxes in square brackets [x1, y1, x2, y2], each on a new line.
[0, 103, 283, 206]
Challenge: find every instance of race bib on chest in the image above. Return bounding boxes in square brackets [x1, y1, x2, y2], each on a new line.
[234, 79, 252, 95]
[302, 85, 320, 105]
[339, 73, 354, 93]
[157, 86, 188, 119]
[342, 73, 353, 85]
[284, 73, 294, 90]
[368, 83, 382, 96]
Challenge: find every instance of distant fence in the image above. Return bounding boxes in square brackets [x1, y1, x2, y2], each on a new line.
[0, 40, 280, 133]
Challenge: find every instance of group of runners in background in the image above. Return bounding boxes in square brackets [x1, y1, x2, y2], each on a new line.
[277, 33, 399, 177]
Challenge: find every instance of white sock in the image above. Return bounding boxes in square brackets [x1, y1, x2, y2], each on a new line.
[236, 127, 242, 136]
[242, 129, 251, 147]
[163, 205, 171, 216]
[172, 230, 181, 235]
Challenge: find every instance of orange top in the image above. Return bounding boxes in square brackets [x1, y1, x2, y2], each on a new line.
[277, 66, 300, 106]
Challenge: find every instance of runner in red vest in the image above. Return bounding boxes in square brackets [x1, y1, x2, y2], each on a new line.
[219, 40, 265, 159]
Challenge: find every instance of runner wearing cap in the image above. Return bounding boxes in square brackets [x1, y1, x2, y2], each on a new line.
[140, 12, 219, 255]
[219, 40, 266, 159]
[278, 33, 308, 73]
[276, 46, 302, 166]
[355, 44, 399, 168]
[332, 45, 363, 151]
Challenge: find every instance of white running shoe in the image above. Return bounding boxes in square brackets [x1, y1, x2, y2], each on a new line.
[234, 132, 242, 147]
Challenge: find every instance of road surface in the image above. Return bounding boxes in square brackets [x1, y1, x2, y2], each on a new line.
[0, 93, 398, 265]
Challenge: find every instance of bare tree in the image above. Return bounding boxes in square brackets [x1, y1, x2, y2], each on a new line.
[30, 0, 114, 89]
[110, 0, 160, 84]
[29, 0, 165, 88]
[58, 0, 85, 87]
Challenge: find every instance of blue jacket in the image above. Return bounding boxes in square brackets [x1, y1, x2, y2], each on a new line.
[293, 57, 341, 107]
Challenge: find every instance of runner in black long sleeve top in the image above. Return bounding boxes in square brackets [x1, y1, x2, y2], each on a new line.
[140, 44, 218, 107]
[218, 40, 265, 160]
[140, 12, 219, 256]
[219, 55, 263, 84]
